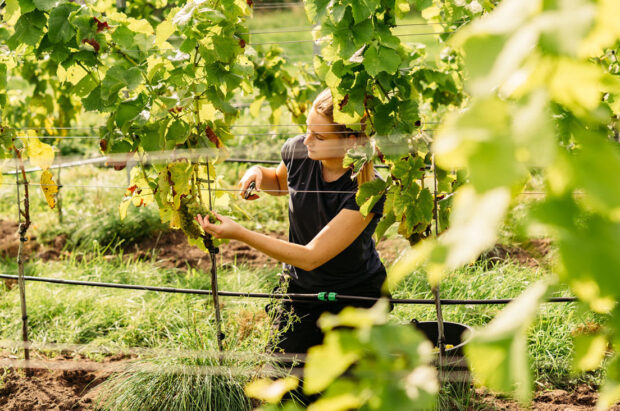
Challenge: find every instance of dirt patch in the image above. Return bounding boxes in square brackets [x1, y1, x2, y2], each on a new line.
[1, 219, 412, 272]
[476, 385, 620, 411]
[0, 354, 130, 411]
[479, 238, 553, 268]
[475, 385, 620, 410]
[0, 220, 40, 259]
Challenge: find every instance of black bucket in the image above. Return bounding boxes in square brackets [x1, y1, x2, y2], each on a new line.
[411, 320, 473, 382]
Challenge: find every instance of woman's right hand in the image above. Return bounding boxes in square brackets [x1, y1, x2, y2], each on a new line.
[238, 166, 262, 200]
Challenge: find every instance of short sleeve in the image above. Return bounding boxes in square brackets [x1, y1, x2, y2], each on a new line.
[281, 135, 305, 171]
[342, 191, 386, 218]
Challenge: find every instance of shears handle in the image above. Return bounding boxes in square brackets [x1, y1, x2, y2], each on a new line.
[243, 181, 256, 199]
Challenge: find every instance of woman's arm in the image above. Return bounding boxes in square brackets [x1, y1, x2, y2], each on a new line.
[238, 162, 288, 199]
[196, 209, 374, 271]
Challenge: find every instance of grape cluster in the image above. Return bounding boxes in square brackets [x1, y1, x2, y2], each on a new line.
[178, 197, 217, 239]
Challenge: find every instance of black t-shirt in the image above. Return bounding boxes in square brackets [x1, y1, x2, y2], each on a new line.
[281, 135, 386, 293]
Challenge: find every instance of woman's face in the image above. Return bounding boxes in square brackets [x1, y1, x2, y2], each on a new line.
[303, 107, 354, 160]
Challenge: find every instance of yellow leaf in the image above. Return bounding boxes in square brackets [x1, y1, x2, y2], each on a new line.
[249, 96, 265, 118]
[119, 198, 131, 220]
[579, 0, 620, 57]
[198, 101, 217, 122]
[304, 333, 360, 394]
[40, 170, 58, 209]
[307, 394, 363, 411]
[66, 65, 88, 85]
[26, 137, 54, 170]
[57, 65, 67, 83]
[128, 18, 153, 34]
[155, 20, 175, 47]
[244, 377, 298, 403]
[387, 240, 436, 290]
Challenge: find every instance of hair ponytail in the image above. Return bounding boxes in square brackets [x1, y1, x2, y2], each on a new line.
[313, 88, 376, 186]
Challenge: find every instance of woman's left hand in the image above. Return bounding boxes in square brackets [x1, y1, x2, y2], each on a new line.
[195, 212, 243, 240]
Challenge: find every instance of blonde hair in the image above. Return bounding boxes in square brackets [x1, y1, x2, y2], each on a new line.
[312, 89, 375, 185]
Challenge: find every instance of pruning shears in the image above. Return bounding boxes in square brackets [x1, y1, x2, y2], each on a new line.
[243, 181, 256, 200]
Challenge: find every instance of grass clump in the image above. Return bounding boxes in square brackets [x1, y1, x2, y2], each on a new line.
[96, 356, 256, 411]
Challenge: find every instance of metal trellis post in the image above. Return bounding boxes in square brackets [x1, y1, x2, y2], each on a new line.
[205, 159, 224, 353]
[432, 155, 447, 372]
[14, 149, 31, 376]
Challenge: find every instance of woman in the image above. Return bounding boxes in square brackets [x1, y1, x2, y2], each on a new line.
[196, 89, 386, 354]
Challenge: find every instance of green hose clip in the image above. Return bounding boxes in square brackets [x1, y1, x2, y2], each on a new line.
[318, 292, 337, 302]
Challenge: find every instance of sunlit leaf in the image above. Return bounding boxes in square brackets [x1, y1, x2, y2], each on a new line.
[25, 136, 54, 170]
[244, 377, 299, 403]
[465, 281, 550, 404]
[304, 332, 361, 394]
[40, 170, 58, 209]
[573, 333, 608, 372]
[306, 393, 363, 411]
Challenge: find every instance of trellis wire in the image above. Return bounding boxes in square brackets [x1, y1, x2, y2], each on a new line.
[0, 274, 577, 306]
[1, 31, 452, 58]
[13, 129, 437, 139]
[243, 22, 436, 35]
[251, 31, 451, 45]
[11, 122, 441, 130]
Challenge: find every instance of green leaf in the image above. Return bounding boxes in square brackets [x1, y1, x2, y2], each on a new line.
[375, 210, 396, 241]
[72, 73, 97, 97]
[165, 120, 190, 146]
[304, 333, 361, 394]
[356, 178, 387, 216]
[4, 0, 20, 22]
[33, 0, 58, 11]
[48, 4, 78, 44]
[532, 196, 620, 313]
[438, 185, 511, 270]
[363, 45, 402, 77]
[465, 281, 549, 404]
[391, 155, 425, 184]
[434, 96, 527, 192]
[599, 355, 620, 410]
[18, 0, 35, 13]
[116, 98, 147, 128]
[572, 333, 608, 372]
[0, 64, 6, 91]
[8, 10, 46, 48]
[82, 85, 103, 111]
[351, 0, 373, 23]
[305, 0, 330, 23]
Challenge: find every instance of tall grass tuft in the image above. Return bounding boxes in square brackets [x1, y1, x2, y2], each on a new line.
[96, 356, 257, 411]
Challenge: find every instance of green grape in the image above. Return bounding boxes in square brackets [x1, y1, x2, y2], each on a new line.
[179, 197, 218, 239]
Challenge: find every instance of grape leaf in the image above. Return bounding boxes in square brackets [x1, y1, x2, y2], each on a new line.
[8, 10, 46, 49]
[465, 281, 549, 404]
[356, 177, 387, 216]
[25, 137, 54, 170]
[33, 0, 58, 11]
[48, 4, 79, 44]
[40, 170, 58, 209]
[363, 45, 402, 76]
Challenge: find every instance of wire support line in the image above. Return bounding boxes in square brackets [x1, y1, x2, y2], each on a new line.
[250, 31, 451, 45]
[0, 339, 306, 363]
[12, 129, 436, 140]
[10, 122, 441, 131]
[15, 135, 101, 139]
[0, 357, 296, 377]
[0, 274, 577, 305]
[243, 22, 435, 35]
